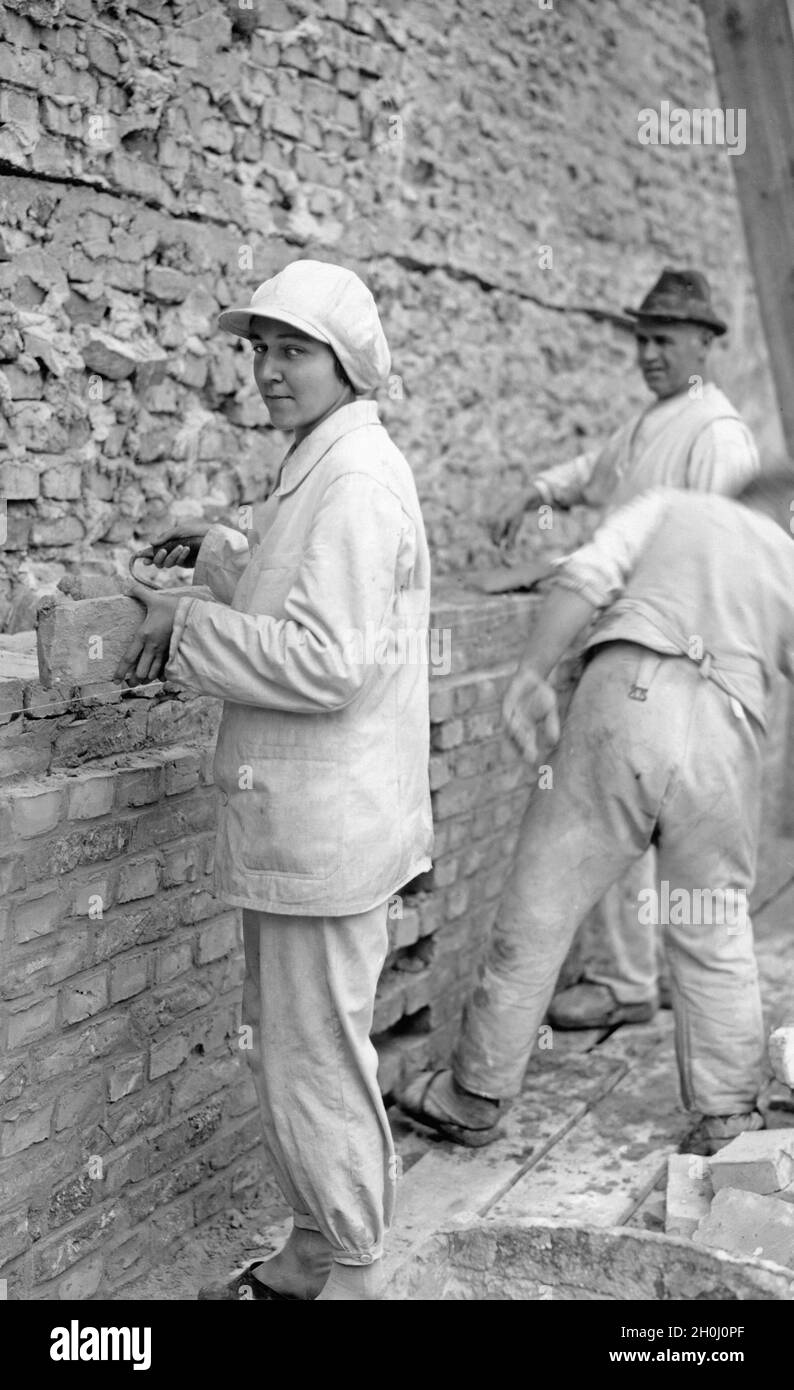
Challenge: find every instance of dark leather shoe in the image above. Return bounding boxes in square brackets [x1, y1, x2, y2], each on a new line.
[548, 982, 656, 1030]
[198, 1260, 304, 1301]
[680, 1110, 765, 1157]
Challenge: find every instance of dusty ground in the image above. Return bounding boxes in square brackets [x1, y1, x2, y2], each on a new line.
[117, 837, 794, 1300]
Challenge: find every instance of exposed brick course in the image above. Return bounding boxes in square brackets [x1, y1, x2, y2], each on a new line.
[0, 581, 554, 1295]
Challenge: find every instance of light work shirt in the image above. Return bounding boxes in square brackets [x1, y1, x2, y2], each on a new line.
[555, 488, 794, 732]
[533, 382, 759, 511]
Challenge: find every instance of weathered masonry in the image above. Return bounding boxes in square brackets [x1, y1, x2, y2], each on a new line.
[0, 583, 549, 1297]
[0, 0, 783, 632]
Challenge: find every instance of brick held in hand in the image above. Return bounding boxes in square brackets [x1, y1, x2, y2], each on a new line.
[36, 593, 147, 689]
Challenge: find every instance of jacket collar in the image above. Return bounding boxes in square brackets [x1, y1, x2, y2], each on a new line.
[275, 399, 381, 497]
[642, 380, 722, 421]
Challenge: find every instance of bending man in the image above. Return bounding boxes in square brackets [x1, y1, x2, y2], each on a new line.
[401, 472, 794, 1156]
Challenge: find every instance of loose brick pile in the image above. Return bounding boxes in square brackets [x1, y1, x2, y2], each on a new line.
[0, 0, 783, 632]
[669, 1132, 794, 1271]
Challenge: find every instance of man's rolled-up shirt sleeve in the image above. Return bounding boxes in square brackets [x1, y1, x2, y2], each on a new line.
[164, 474, 407, 713]
[552, 488, 669, 608]
[533, 449, 599, 508]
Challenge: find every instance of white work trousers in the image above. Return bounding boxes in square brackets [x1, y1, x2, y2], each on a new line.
[454, 642, 766, 1116]
[585, 851, 662, 1004]
[241, 901, 396, 1263]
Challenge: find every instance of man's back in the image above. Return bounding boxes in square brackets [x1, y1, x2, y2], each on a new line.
[566, 490, 794, 730]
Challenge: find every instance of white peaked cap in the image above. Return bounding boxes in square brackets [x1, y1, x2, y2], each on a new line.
[218, 259, 391, 394]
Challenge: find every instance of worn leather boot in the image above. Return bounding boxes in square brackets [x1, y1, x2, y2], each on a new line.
[681, 1110, 765, 1157]
[548, 981, 656, 1030]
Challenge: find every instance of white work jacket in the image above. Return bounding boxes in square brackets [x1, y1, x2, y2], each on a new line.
[165, 399, 433, 914]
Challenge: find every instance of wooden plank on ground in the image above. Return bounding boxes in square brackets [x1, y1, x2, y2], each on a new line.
[626, 1173, 667, 1234]
[488, 1026, 691, 1227]
[385, 1045, 631, 1273]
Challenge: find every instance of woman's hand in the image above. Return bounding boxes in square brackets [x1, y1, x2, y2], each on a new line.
[138, 522, 211, 571]
[502, 662, 560, 763]
[115, 581, 185, 686]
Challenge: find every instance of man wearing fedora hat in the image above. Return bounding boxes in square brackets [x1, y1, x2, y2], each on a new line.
[492, 268, 759, 1033]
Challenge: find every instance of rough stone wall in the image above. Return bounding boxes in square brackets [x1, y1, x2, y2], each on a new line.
[0, 0, 783, 632]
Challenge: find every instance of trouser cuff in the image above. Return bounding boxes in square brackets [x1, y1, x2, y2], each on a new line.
[587, 972, 657, 1007]
[292, 1211, 323, 1234]
[453, 1065, 509, 1103]
[332, 1247, 383, 1267]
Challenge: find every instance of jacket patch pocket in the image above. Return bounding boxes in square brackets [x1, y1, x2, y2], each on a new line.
[228, 752, 343, 880]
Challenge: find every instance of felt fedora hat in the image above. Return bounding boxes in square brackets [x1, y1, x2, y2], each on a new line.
[624, 267, 727, 336]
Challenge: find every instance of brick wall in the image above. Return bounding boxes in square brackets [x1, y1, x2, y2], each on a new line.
[0, 583, 542, 1297]
[375, 584, 546, 1089]
[0, 0, 784, 632]
[1, 576, 790, 1296]
[0, 649, 252, 1296]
